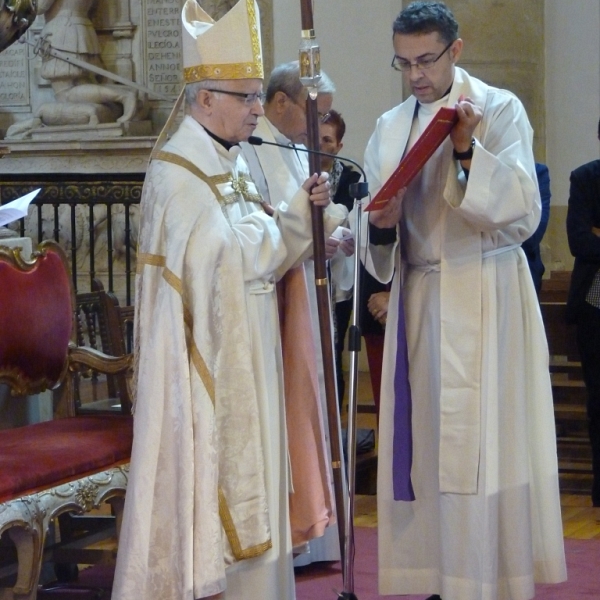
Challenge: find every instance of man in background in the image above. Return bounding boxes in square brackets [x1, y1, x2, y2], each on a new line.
[522, 162, 551, 293]
[242, 60, 345, 566]
[566, 118, 600, 508]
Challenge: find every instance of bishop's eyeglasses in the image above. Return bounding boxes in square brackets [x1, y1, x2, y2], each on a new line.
[206, 89, 267, 106]
[391, 40, 454, 72]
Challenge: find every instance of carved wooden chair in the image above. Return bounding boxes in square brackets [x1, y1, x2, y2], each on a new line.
[70, 279, 132, 416]
[0, 240, 133, 600]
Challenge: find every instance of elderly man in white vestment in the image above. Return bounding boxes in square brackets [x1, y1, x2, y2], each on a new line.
[110, 2, 344, 600]
[362, 2, 567, 600]
[241, 61, 351, 565]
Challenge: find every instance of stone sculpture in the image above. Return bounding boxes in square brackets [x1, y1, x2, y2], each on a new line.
[6, 0, 144, 138]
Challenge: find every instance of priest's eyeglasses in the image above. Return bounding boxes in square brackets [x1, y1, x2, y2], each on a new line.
[391, 40, 454, 72]
[206, 89, 266, 106]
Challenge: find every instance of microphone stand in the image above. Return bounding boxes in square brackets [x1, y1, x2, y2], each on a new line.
[339, 179, 368, 600]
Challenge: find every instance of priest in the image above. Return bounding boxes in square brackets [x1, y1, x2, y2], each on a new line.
[363, 2, 567, 599]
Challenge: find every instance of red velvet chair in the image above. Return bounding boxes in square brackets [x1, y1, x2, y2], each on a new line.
[0, 240, 133, 600]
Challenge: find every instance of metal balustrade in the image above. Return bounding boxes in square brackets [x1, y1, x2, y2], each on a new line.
[0, 174, 144, 308]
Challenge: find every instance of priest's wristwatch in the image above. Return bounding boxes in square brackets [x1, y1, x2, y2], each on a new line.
[453, 137, 475, 161]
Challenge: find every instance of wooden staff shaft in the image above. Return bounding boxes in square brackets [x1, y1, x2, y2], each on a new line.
[300, 0, 347, 565]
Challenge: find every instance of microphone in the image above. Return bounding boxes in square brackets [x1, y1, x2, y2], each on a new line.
[247, 135, 368, 200]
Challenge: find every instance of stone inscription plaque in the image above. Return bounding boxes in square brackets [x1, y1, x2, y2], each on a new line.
[145, 0, 183, 97]
[0, 41, 30, 108]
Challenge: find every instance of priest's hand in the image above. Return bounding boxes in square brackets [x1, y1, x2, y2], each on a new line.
[451, 94, 483, 157]
[368, 188, 405, 229]
[331, 227, 355, 257]
[303, 172, 331, 207]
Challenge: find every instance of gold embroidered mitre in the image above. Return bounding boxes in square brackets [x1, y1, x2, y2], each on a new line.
[182, 0, 264, 83]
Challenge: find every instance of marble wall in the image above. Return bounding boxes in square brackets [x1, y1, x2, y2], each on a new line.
[448, 0, 545, 160]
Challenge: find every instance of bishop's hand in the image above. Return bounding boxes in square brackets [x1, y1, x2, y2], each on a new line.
[303, 172, 331, 208]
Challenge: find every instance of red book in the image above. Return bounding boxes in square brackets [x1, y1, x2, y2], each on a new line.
[365, 106, 458, 211]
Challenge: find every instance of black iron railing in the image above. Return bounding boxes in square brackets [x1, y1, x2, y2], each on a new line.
[0, 173, 144, 306]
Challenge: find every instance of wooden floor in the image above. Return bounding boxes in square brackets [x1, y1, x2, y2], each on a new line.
[353, 493, 600, 540]
[347, 369, 600, 540]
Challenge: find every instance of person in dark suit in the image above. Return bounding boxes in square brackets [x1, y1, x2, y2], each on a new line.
[566, 119, 600, 507]
[522, 163, 551, 294]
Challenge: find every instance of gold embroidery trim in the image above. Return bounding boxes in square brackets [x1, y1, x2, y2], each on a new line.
[221, 192, 262, 205]
[162, 267, 183, 296]
[182, 0, 263, 83]
[210, 174, 232, 185]
[183, 305, 193, 331]
[246, 0, 263, 72]
[183, 62, 263, 83]
[190, 340, 215, 405]
[218, 487, 272, 560]
[153, 151, 263, 206]
[136, 253, 166, 274]
[163, 280, 214, 405]
[137, 250, 218, 455]
[154, 151, 224, 201]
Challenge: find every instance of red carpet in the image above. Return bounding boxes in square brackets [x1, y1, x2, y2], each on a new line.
[36, 527, 599, 599]
[295, 527, 600, 599]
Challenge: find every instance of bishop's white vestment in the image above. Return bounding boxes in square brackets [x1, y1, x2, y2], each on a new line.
[111, 115, 343, 600]
[363, 68, 567, 600]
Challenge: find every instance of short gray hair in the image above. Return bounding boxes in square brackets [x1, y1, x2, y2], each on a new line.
[184, 79, 227, 106]
[265, 60, 335, 103]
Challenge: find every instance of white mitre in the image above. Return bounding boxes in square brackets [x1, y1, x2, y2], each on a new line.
[182, 0, 264, 83]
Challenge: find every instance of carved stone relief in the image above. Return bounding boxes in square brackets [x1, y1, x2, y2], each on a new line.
[0, 0, 275, 142]
[4, 0, 149, 140]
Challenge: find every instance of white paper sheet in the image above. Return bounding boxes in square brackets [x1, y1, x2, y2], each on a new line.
[0, 188, 41, 228]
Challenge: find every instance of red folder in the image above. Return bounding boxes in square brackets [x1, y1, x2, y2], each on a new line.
[365, 106, 458, 211]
